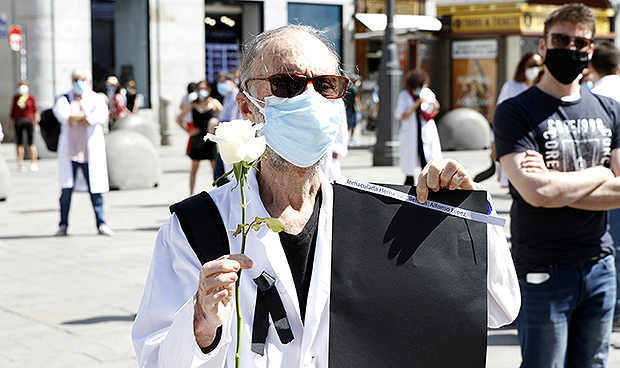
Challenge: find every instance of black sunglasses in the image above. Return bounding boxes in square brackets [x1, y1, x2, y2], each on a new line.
[548, 33, 592, 51]
[245, 73, 349, 99]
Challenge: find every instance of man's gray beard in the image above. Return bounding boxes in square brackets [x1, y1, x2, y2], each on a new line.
[264, 146, 324, 175]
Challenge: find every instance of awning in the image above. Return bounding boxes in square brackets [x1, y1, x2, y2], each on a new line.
[354, 13, 442, 40]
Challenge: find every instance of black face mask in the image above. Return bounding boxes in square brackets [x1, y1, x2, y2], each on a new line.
[544, 48, 589, 85]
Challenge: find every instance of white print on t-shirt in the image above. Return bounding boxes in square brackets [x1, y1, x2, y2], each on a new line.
[541, 117, 612, 171]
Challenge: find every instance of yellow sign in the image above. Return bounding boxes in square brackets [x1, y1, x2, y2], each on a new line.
[438, 2, 614, 35]
[451, 14, 520, 32]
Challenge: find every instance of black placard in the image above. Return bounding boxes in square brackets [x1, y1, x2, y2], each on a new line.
[330, 183, 488, 368]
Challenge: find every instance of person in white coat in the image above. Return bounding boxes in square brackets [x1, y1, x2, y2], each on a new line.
[52, 69, 113, 236]
[132, 25, 520, 368]
[394, 69, 443, 186]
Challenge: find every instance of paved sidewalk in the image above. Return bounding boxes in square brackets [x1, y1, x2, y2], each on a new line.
[0, 125, 619, 367]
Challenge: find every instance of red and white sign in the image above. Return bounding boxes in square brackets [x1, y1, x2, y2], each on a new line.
[8, 24, 22, 52]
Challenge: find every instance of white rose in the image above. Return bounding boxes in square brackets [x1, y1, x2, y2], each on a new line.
[206, 119, 266, 165]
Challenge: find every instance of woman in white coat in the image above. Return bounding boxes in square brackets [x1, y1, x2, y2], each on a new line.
[394, 69, 442, 186]
[52, 69, 113, 236]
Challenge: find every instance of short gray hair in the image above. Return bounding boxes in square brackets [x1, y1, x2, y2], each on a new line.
[71, 69, 92, 82]
[239, 25, 341, 92]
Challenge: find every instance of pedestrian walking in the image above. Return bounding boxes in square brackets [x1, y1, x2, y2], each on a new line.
[176, 80, 222, 194]
[10, 80, 40, 172]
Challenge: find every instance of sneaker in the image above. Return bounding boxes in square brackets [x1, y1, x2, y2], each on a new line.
[55, 225, 68, 236]
[18, 164, 26, 172]
[30, 163, 39, 172]
[98, 224, 114, 236]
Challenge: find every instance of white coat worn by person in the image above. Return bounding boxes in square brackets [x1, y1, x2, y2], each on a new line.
[394, 69, 443, 186]
[132, 25, 520, 368]
[52, 69, 113, 236]
[132, 171, 519, 368]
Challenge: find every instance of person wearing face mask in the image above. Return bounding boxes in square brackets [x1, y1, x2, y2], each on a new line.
[176, 80, 222, 194]
[496, 52, 543, 106]
[213, 70, 242, 187]
[394, 68, 443, 186]
[9, 80, 40, 172]
[52, 69, 113, 237]
[132, 24, 520, 368]
[494, 4, 620, 367]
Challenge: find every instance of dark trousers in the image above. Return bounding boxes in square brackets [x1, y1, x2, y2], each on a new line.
[59, 161, 105, 227]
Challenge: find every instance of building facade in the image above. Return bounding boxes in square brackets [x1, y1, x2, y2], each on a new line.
[0, 0, 355, 143]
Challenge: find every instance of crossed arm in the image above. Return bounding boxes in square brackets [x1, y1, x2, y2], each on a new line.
[499, 149, 620, 210]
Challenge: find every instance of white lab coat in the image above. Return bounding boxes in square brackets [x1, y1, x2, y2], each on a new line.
[591, 74, 620, 103]
[132, 171, 520, 368]
[394, 88, 443, 176]
[133, 170, 333, 368]
[53, 90, 109, 193]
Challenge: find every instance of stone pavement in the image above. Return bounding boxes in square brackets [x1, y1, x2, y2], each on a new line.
[0, 124, 619, 367]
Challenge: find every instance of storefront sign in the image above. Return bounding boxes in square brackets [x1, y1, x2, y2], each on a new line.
[452, 39, 497, 60]
[452, 13, 520, 33]
[438, 2, 614, 36]
[451, 40, 497, 123]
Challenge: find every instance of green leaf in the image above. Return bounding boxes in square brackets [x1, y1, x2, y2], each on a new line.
[233, 162, 243, 182]
[263, 217, 284, 233]
[232, 223, 244, 237]
[251, 222, 262, 232]
[212, 168, 234, 187]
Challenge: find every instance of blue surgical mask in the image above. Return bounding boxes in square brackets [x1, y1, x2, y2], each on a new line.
[217, 82, 232, 96]
[198, 89, 209, 99]
[244, 88, 341, 168]
[73, 80, 86, 95]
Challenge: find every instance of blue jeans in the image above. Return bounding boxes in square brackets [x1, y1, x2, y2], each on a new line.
[608, 208, 620, 319]
[517, 255, 616, 368]
[59, 161, 106, 228]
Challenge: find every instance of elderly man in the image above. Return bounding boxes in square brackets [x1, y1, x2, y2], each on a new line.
[132, 25, 518, 367]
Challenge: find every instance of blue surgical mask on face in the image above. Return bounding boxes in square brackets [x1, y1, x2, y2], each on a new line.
[198, 89, 209, 99]
[73, 80, 86, 95]
[244, 88, 341, 168]
[217, 82, 232, 96]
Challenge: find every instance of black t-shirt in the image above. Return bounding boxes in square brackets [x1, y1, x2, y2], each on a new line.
[494, 85, 620, 277]
[279, 192, 321, 322]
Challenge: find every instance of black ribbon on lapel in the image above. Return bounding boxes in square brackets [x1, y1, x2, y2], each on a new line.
[251, 271, 294, 355]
